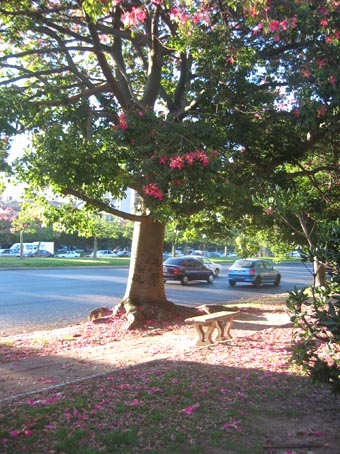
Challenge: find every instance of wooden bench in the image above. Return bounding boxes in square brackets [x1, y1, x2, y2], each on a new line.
[185, 311, 239, 346]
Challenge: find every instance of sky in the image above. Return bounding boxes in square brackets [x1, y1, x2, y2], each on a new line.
[1, 135, 29, 200]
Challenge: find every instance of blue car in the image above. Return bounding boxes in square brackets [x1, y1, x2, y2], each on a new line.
[227, 259, 281, 288]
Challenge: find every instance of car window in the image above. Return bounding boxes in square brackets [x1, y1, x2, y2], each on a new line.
[164, 258, 182, 265]
[191, 259, 203, 268]
[263, 262, 273, 269]
[235, 260, 254, 268]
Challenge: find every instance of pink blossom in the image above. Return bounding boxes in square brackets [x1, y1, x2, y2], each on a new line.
[317, 58, 328, 68]
[143, 183, 163, 201]
[182, 402, 200, 414]
[280, 19, 289, 31]
[193, 11, 210, 25]
[169, 155, 185, 170]
[121, 7, 147, 27]
[290, 15, 297, 29]
[301, 69, 311, 79]
[329, 75, 337, 85]
[159, 156, 167, 165]
[126, 399, 143, 406]
[269, 20, 280, 33]
[249, 7, 259, 18]
[194, 150, 209, 166]
[185, 152, 196, 166]
[9, 430, 20, 437]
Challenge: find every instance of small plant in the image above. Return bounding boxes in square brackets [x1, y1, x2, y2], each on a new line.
[286, 221, 340, 393]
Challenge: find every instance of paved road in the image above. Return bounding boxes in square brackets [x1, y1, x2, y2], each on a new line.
[0, 262, 314, 335]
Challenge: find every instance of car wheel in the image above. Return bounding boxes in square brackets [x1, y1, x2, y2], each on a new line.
[214, 268, 220, 277]
[181, 275, 189, 285]
[274, 275, 281, 286]
[229, 280, 236, 287]
[207, 273, 214, 283]
[253, 276, 262, 288]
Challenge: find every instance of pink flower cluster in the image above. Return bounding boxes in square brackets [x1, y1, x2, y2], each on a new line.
[113, 114, 128, 130]
[143, 150, 219, 201]
[143, 183, 163, 200]
[252, 15, 297, 40]
[121, 7, 147, 26]
[161, 150, 212, 170]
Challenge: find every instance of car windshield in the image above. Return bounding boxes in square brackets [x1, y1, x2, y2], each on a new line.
[234, 260, 255, 268]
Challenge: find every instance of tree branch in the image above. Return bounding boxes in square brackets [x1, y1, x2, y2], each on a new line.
[61, 187, 149, 223]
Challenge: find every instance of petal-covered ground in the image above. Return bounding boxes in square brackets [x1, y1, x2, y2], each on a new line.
[1, 300, 339, 454]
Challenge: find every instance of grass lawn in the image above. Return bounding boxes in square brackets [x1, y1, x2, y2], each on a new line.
[0, 256, 132, 268]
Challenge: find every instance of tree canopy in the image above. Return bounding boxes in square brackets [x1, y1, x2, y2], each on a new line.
[0, 0, 339, 324]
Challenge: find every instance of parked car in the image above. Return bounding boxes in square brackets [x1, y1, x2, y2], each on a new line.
[192, 256, 223, 277]
[163, 252, 171, 261]
[288, 250, 301, 258]
[163, 256, 214, 285]
[56, 250, 80, 258]
[227, 259, 281, 287]
[0, 248, 13, 256]
[117, 250, 131, 257]
[27, 250, 54, 258]
[88, 250, 117, 258]
[205, 251, 223, 258]
[202, 258, 223, 277]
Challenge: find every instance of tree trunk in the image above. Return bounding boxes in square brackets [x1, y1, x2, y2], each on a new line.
[19, 230, 24, 260]
[117, 218, 175, 329]
[314, 258, 327, 287]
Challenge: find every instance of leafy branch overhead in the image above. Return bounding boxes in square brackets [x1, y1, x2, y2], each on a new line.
[0, 0, 338, 224]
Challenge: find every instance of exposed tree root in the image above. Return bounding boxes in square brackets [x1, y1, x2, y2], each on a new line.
[108, 298, 199, 330]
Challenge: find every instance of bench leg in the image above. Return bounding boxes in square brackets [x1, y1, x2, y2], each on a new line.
[194, 323, 214, 346]
[215, 319, 234, 342]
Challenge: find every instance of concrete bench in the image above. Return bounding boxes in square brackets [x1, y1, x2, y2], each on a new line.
[185, 311, 239, 346]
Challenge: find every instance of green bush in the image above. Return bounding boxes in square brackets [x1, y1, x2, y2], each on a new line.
[286, 221, 340, 393]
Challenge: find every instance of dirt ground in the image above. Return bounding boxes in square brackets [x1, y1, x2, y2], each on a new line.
[1, 299, 340, 453]
[0, 300, 289, 401]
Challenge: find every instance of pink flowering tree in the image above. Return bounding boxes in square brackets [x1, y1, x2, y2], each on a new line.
[0, 1, 339, 327]
[0, 205, 18, 245]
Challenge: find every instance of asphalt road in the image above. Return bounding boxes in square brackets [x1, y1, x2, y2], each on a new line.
[0, 262, 314, 335]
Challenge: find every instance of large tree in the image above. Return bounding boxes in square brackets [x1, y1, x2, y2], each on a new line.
[0, 0, 232, 327]
[0, 1, 339, 326]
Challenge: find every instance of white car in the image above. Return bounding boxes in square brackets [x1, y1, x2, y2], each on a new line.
[88, 250, 117, 258]
[193, 256, 223, 277]
[56, 250, 80, 258]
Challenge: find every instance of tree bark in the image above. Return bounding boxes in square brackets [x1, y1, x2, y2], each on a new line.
[117, 217, 175, 329]
[313, 258, 326, 287]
